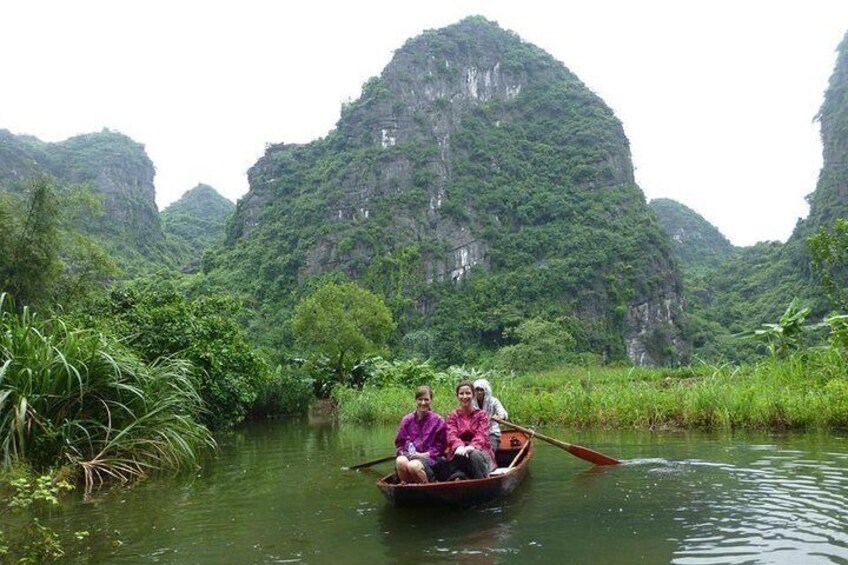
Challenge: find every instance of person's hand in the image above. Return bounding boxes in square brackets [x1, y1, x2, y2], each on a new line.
[465, 445, 475, 454]
[455, 445, 467, 457]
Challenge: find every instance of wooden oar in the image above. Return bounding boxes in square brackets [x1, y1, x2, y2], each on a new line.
[506, 429, 534, 471]
[345, 454, 396, 471]
[495, 418, 621, 466]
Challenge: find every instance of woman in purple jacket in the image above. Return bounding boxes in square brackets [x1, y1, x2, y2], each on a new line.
[394, 385, 447, 483]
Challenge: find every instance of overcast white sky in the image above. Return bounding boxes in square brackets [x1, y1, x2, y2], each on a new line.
[2, 1, 847, 246]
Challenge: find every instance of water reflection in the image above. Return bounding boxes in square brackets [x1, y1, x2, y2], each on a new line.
[377, 485, 529, 563]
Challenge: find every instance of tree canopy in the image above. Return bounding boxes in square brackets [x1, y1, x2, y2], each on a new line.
[292, 282, 395, 380]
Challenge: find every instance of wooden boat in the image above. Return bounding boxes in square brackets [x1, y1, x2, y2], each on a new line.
[376, 429, 533, 507]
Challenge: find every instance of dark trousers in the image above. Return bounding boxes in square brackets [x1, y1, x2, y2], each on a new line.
[449, 450, 491, 480]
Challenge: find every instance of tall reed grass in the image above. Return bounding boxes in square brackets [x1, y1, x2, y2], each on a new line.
[335, 353, 848, 431]
[0, 294, 214, 489]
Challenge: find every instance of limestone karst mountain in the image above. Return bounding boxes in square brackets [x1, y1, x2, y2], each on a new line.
[213, 16, 687, 365]
[0, 128, 166, 260]
[649, 198, 736, 270]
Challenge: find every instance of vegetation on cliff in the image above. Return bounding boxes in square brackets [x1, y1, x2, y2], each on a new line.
[161, 183, 234, 270]
[5, 22, 848, 508]
[0, 129, 166, 266]
[208, 16, 685, 366]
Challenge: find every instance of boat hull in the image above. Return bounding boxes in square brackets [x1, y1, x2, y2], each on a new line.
[377, 430, 533, 507]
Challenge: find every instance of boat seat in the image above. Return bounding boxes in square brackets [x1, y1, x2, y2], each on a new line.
[489, 467, 511, 476]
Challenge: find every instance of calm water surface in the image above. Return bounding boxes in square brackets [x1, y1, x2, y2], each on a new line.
[29, 419, 848, 563]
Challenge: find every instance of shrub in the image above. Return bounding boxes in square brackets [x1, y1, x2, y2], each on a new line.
[0, 293, 214, 487]
[97, 286, 272, 429]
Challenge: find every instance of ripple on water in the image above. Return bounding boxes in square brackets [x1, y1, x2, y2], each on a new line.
[671, 447, 848, 565]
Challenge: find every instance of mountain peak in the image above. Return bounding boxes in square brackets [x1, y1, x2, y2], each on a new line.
[224, 18, 685, 366]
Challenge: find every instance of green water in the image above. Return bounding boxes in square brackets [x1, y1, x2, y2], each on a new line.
[13, 419, 848, 563]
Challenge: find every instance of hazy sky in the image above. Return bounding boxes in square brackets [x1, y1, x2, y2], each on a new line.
[3, 1, 847, 246]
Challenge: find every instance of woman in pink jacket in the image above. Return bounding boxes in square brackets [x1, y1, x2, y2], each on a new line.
[445, 381, 497, 480]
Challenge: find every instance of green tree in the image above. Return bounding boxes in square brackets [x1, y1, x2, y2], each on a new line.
[0, 178, 62, 308]
[497, 317, 575, 371]
[748, 298, 813, 357]
[809, 218, 848, 311]
[292, 282, 395, 384]
[0, 178, 117, 311]
[100, 286, 273, 429]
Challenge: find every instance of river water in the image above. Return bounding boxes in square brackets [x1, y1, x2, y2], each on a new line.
[22, 419, 848, 563]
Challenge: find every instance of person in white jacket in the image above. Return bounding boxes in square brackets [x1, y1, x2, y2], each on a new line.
[472, 378, 508, 452]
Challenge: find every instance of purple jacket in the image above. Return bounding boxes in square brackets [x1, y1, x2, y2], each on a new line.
[394, 410, 447, 465]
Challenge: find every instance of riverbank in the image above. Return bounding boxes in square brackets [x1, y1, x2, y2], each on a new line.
[334, 349, 848, 431]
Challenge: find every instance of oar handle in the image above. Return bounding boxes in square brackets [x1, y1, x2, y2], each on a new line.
[345, 454, 396, 470]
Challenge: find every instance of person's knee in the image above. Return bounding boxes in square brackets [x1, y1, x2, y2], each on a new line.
[408, 460, 424, 472]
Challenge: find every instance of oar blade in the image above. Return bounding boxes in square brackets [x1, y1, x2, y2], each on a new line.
[567, 444, 621, 466]
[496, 418, 621, 466]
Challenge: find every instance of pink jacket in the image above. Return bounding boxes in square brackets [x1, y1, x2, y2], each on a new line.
[446, 408, 496, 468]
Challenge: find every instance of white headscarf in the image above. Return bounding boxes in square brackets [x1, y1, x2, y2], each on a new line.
[473, 378, 508, 437]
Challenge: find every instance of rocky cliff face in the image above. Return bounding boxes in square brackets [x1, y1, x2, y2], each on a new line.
[0, 128, 165, 257]
[801, 31, 848, 236]
[224, 16, 687, 365]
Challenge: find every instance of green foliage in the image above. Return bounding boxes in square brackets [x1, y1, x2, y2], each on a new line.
[200, 18, 684, 367]
[744, 298, 815, 357]
[95, 285, 276, 429]
[0, 293, 214, 486]
[346, 357, 449, 389]
[0, 178, 117, 312]
[161, 184, 234, 268]
[0, 178, 62, 308]
[334, 362, 505, 423]
[809, 218, 848, 310]
[680, 239, 814, 363]
[249, 364, 314, 417]
[336, 354, 848, 431]
[0, 129, 169, 270]
[497, 317, 575, 371]
[649, 198, 736, 269]
[1, 474, 75, 562]
[292, 282, 395, 390]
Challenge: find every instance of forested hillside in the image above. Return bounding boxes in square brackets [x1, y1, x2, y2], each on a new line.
[3, 23, 848, 368]
[675, 31, 848, 361]
[649, 198, 736, 270]
[207, 17, 687, 366]
[0, 128, 166, 264]
[161, 183, 234, 271]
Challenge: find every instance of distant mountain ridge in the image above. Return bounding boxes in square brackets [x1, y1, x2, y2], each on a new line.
[649, 198, 736, 269]
[161, 183, 234, 271]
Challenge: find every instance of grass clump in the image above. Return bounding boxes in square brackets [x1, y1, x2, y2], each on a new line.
[0, 293, 214, 489]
